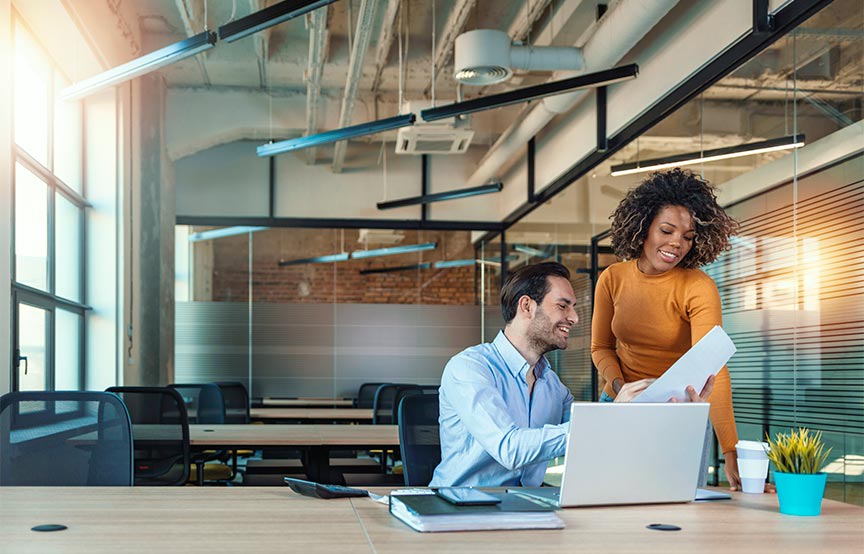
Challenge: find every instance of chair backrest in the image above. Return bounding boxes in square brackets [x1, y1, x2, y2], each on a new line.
[356, 382, 388, 409]
[0, 391, 134, 486]
[419, 385, 440, 395]
[398, 394, 441, 486]
[168, 384, 225, 424]
[372, 384, 415, 425]
[106, 386, 191, 486]
[215, 382, 250, 424]
[391, 386, 423, 424]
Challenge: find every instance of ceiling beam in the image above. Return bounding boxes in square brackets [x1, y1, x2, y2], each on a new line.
[507, 0, 553, 43]
[425, 0, 476, 97]
[331, 0, 381, 173]
[174, 0, 211, 85]
[370, 0, 401, 93]
[249, 0, 271, 88]
[304, 6, 330, 164]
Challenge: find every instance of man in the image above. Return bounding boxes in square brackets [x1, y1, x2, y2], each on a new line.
[430, 262, 712, 487]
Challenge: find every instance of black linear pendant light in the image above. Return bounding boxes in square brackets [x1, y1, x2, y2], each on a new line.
[256, 64, 639, 157]
[219, 0, 339, 43]
[377, 182, 502, 210]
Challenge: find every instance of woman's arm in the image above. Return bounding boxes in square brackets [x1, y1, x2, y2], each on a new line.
[591, 270, 624, 392]
[689, 276, 741, 487]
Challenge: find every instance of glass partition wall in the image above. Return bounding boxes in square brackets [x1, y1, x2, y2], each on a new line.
[175, 227, 481, 399]
[473, 0, 862, 503]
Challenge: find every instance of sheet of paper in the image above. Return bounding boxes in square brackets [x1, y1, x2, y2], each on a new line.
[633, 325, 736, 403]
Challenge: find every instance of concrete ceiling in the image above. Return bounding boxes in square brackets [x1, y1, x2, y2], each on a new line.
[75, 0, 862, 175]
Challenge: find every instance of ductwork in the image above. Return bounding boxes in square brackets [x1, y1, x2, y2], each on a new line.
[465, 0, 682, 188]
[454, 29, 584, 85]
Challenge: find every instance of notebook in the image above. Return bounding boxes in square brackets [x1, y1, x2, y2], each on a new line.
[388, 490, 564, 532]
[512, 403, 710, 507]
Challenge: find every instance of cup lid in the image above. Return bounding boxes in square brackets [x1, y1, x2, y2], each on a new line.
[736, 440, 769, 451]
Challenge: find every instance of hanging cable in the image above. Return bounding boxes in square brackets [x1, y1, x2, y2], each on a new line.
[431, 0, 436, 106]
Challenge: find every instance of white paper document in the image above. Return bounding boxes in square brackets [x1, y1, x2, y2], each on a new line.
[633, 325, 736, 403]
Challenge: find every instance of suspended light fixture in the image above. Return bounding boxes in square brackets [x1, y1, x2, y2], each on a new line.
[610, 134, 806, 177]
[377, 183, 502, 210]
[219, 0, 337, 43]
[256, 64, 637, 157]
[434, 255, 517, 269]
[61, 31, 217, 101]
[514, 245, 552, 258]
[351, 242, 438, 260]
[359, 263, 432, 275]
[257, 115, 416, 157]
[188, 226, 268, 242]
[278, 252, 350, 266]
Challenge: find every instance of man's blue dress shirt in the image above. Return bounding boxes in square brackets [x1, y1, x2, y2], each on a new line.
[430, 331, 574, 487]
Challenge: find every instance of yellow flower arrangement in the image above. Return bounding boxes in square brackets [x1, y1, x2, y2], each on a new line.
[765, 428, 831, 474]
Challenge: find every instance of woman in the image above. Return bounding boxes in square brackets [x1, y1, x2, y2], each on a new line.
[591, 168, 742, 490]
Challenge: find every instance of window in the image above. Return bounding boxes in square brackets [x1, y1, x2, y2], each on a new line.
[12, 18, 88, 392]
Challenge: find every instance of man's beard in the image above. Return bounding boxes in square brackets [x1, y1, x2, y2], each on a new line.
[526, 307, 568, 355]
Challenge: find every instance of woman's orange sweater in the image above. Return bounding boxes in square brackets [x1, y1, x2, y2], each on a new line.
[591, 260, 739, 454]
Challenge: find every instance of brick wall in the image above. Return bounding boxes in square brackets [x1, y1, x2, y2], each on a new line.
[205, 228, 478, 305]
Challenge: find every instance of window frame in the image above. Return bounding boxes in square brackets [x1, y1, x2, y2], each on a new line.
[11, 13, 90, 393]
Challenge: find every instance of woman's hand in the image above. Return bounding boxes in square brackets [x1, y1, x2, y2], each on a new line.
[669, 374, 716, 403]
[724, 450, 775, 492]
[724, 450, 741, 491]
[613, 378, 656, 403]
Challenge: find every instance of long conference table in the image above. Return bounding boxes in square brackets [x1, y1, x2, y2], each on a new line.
[249, 407, 374, 422]
[259, 397, 355, 408]
[188, 424, 398, 483]
[2, 487, 860, 554]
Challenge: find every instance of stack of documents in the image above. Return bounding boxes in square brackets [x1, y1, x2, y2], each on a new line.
[389, 491, 564, 532]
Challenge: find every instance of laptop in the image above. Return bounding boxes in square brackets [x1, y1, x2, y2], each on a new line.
[514, 403, 710, 507]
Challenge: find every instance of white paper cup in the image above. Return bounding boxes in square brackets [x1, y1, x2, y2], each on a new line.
[736, 440, 770, 493]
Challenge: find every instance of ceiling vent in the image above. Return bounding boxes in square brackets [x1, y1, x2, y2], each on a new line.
[357, 229, 405, 246]
[395, 101, 474, 155]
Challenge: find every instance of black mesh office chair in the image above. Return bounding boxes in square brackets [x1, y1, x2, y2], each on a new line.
[372, 384, 417, 425]
[168, 384, 225, 425]
[106, 386, 190, 486]
[398, 393, 441, 486]
[215, 382, 250, 424]
[0, 391, 134, 486]
[356, 382, 388, 409]
[391, 386, 423, 424]
[168, 383, 231, 485]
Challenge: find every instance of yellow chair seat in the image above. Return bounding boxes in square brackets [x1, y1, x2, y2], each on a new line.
[188, 463, 233, 484]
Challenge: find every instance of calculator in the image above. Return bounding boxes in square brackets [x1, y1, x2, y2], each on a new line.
[283, 477, 369, 499]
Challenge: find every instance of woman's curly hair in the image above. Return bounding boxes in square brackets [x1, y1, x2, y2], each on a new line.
[609, 168, 739, 269]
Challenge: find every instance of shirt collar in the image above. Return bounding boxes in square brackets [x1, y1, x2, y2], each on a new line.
[493, 330, 550, 380]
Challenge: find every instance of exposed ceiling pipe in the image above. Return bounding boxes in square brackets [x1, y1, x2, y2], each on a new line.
[465, 0, 682, 188]
[370, 0, 402, 93]
[244, 0, 272, 88]
[304, 6, 329, 164]
[174, 0, 212, 85]
[424, 0, 477, 97]
[507, 0, 553, 43]
[331, 0, 381, 173]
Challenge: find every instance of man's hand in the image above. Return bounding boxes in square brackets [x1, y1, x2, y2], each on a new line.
[669, 374, 716, 403]
[613, 378, 655, 403]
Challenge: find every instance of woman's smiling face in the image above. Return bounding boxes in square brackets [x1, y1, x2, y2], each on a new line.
[637, 205, 695, 275]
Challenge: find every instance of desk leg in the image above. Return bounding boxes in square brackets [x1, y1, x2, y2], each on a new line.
[303, 447, 342, 485]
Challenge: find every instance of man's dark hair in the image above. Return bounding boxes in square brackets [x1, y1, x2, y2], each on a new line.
[500, 262, 571, 324]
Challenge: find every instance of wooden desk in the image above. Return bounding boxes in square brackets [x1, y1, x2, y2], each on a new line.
[260, 397, 355, 408]
[190, 424, 398, 483]
[1, 487, 860, 554]
[249, 407, 374, 422]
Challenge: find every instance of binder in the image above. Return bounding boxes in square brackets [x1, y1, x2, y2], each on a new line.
[388, 491, 565, 532]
